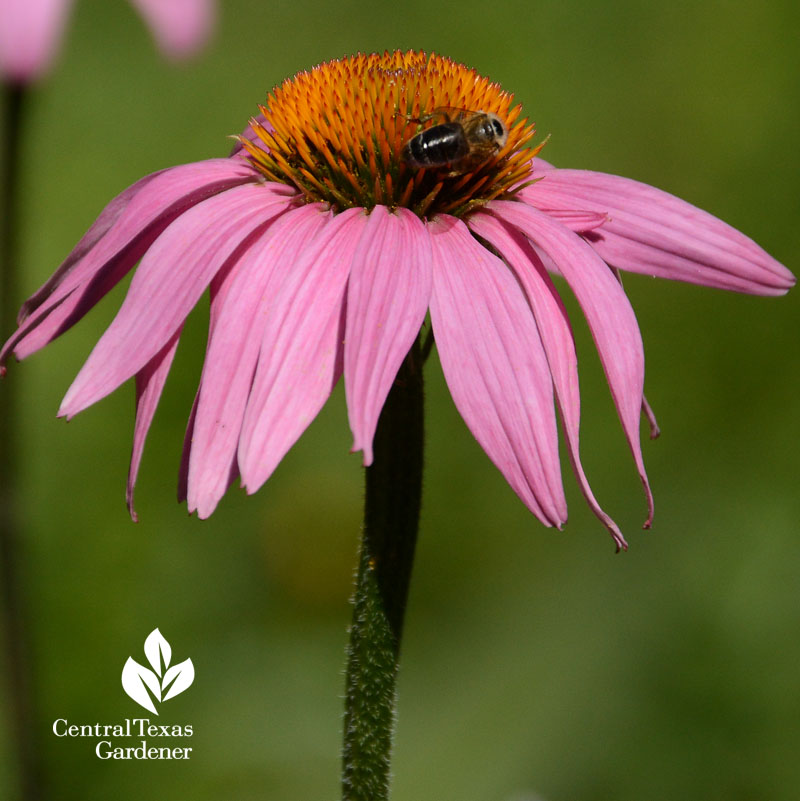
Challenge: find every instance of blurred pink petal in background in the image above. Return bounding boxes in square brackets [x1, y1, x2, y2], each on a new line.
[0, 0, 215, 83]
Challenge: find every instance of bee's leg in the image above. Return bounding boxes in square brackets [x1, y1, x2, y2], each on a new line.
[399, 108, 452, 125]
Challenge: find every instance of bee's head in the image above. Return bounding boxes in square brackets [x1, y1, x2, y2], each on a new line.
[487, 113, 509, 148]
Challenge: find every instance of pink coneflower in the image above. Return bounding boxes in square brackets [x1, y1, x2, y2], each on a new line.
[0, 0, 215, 83]
[1, 50, 793, 548]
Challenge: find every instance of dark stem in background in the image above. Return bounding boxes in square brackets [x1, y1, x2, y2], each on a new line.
[341, 340, 425, 801]
[0, 85, 44, 801]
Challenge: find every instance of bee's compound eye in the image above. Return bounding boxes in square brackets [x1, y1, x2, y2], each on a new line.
[491, 118, 505, 138]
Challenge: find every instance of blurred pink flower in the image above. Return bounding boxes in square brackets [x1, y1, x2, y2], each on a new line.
[0, 0, 215, 83]
[1, 52, 793, 547]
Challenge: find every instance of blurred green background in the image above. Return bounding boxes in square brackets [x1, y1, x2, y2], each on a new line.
[1, 0, 798, 799]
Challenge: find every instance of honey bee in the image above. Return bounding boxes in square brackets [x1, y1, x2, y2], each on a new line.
[401, 110, 508, 172]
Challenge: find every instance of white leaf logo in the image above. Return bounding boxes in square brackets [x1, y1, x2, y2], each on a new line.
[144, 628, 171, 676]
[122, 628, 194, 714]
[121, 657, 160, 714]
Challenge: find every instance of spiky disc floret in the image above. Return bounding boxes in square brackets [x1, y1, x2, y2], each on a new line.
[238, 50, 542, 218]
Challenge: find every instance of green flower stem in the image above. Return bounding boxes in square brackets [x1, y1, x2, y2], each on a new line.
[342, 340, 425, 801]
[1, 84, 44, 801]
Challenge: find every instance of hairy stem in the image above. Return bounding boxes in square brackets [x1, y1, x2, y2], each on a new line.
[341, 341, 424, 801]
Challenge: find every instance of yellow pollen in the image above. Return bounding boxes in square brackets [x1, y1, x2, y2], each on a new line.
[239, 50, 541, 218]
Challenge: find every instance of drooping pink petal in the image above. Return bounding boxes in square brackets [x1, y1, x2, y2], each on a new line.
[532, 157, 556, 173]
[428, 215, 567, 528]
[1, 159, 262, 368]
[538, 208, 609, 233]
[187, 204, 332, 518]
[523, 169, 795, 295]
[177, 276, 233, 508]
[0, 0, 72, 83]
[238, 208, 367, 494]
[345, 206, 433, 465]
[17, 170, 165, 325]
[609, 265, 661, 442]
[230, 113, 270, 157]
[32, 159, 262, 310]
[177, 227, 267, 507]
[641, 394, 660, 440]
[58, 183, 294, 419]
[492, 199, 654, 528]
[128, 0, 215, 60]
[127, 326, 182, 521]
[177, 391, 200, 505]
[177, 233, 262, 506]
[469, 211, 627, 549]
